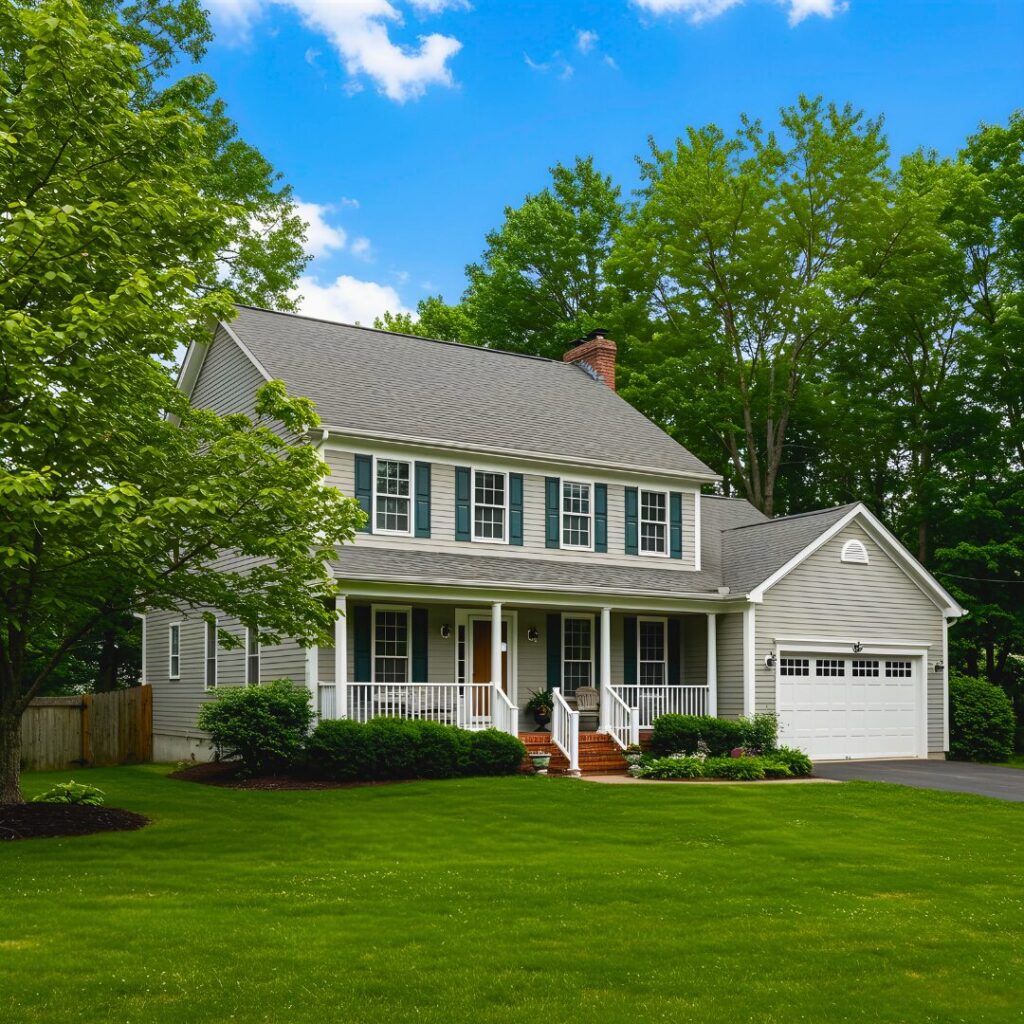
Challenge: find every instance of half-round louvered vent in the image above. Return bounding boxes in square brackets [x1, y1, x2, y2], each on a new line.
[840, 539, 869, 564]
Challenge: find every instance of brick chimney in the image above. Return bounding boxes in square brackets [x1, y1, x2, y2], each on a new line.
[563, 329, 617, 391]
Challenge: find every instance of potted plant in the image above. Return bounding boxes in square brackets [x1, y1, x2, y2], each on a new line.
[623, 743, 643, 766]
[530, 751, 553, 775]
[525, 690, 554, 730]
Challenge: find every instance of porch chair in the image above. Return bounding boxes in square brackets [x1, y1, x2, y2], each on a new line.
[574, 686, 600, 732]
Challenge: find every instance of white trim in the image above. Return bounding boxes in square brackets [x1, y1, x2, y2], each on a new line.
[369, 604, 412, 683]
[470, 468, 509, 545]
[465, 609, 519, 706]
[203, 617, 219, 690]
[599, 606, 612, 731]
[638, 487, 670, 558]
[559, 478, 595, 552]
[942, 617, 950, 751]
[491, 602, 503, 694]
[706, 612, 717, 715]
[245, 624, 261, 686]
[561, 612, 596, 695]
[743, 605, 755, 715]
[168, 621, 182, 680]
[217, 319, 274, 383]
[694, 492, 702, 572]
[335, 595, 347, 718]
[772, 635, 932, 652]
[636, 616, 669, 687]
[134, 612, 147, 684]
[371, 455, 414, 537]
[746, 504, 965, 618]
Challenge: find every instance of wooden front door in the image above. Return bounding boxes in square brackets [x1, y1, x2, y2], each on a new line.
[472, 620, 509, 693]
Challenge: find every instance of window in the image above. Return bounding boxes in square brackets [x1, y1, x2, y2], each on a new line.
[816, 658, 845, 677]
[561, 481, 593, 549]
[886, 660, 912, 678]
[246, 625, 260, 686]
[639, 489, 668, 556]
[373, 608, 410, 683]
[638, 618, 667, 687]
[841, 539, 870, 564]
[168, 623, 181, 679]
[472, 470, 507, 542]
[852, 659, 879, 677]
[374, 458, 412, 535]
[562, 616, 594, 695]
[780, 657, 809, 677]
[204, 619, 218, 689]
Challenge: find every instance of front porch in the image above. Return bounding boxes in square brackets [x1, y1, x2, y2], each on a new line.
[311, 594, 723, 774]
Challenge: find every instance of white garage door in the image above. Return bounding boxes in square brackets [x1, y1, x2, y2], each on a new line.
[776, 655, 921, 760]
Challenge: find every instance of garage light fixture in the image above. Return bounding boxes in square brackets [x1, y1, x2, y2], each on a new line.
[764, 653, 775, 670]
[852, 642, 864, 654]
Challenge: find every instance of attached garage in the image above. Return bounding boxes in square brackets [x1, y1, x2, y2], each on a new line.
[775, 650, 927, 760]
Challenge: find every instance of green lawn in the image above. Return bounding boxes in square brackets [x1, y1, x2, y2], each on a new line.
[997, 754, 1024, 769]
[2, 767, 1024, 1023]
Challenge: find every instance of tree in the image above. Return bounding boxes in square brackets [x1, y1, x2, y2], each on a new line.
[375, 295, 472, 342]
[0, 0, 363, 803]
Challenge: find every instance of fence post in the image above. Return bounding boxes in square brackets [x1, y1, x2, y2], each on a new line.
[80, 693, 93, 766]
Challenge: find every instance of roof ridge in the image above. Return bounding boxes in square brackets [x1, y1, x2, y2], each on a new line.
[724, 502, 859, 532]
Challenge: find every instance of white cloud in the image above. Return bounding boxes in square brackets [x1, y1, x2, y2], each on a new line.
[350, 236, 373, 260]
[631, 0, 848, 24]
[205, 0, 465, 102]
[407, 0, 471, 12]
[294, 200, 348, 258]
[576, 29, 599, 54]
[785, 0, 847, 25]
[524, 50, 573, 79]
[294, 274, 411, 325]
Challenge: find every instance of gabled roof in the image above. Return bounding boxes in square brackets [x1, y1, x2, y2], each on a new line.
[219, 305, 718, 480]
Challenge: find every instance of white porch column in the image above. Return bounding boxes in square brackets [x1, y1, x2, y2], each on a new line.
[304, 642, 318, 711]
[742, 604, 756, 717]
[335, 594, 348, 719]
[490, 602, 502, 688]
[599, 606, 612, 732]
[706, 612, 718, 716]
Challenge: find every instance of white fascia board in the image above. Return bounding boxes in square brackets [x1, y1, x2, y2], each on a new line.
[218, 319, 273, 383]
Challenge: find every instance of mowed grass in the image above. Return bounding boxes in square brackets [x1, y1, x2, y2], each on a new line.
[2, 767, 1024, 1024]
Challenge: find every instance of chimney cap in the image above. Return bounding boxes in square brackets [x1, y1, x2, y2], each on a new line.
[572, 328, 612, 347]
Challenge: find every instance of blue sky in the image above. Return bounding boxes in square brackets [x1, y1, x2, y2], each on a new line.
[200, 0, 1023, 324]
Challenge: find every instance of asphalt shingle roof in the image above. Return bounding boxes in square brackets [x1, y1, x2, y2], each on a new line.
[226, 305, 716, 478]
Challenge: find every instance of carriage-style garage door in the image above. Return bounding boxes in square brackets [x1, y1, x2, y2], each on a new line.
[776, 654, 922, 761]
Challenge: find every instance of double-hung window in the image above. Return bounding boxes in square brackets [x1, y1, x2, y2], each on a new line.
[638, 618, 667, 687]
[639, 489, 669, 556]
[472, 470, 507, 543]
[561, 481, 593, 550]
[204, 619, 218, 689]
[374, 458, 412, 535]
[168, 623, 181, 680]
[373, 607, 410, 683]
[562, 616, 594, 696]
[246, 625, 260, 686]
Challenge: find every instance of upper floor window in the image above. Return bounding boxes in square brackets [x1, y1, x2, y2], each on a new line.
[561, 481, 593, 550]
[168, 623, 181, 680]
[374, 458, 412, 535]
[373, 607, 410, 683]
[246, 625, 260, 686]
[204, 619, 218, 690]
[639, 489, 668, 556]
[473, 470, 507, 543]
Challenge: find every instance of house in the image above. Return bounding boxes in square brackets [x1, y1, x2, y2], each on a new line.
[142, 305, 965, 770]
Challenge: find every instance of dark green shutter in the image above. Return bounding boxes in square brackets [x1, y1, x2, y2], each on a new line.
[594, 484, 608, 553]
[414, 462, 431, 538]
[509, 473, 524, 546]
[354, 455, 373, 533]
[455, 467, 471, 541]
[546, 613, 561, 690]
[411, 608, 428, 682]
[623, 616, 637, 685]
[625, 488, 639, 555]
[670, 492, 683, 560]
[353, 605, 371, 681]
[667, 618, 681, 685]
[545, 478, 560, 549]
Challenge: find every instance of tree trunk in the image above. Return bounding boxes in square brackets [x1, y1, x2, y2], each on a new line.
[0, 712, 23, 806]
[96, 628, 118, 692]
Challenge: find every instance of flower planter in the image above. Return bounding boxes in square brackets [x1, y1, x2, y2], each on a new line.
[530, 752, 552, 775]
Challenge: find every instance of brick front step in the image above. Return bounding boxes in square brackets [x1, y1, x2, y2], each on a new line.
[519, 731, 627, 776]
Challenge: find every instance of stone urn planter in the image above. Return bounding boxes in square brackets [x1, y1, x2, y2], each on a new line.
[530, 752, 553, 775]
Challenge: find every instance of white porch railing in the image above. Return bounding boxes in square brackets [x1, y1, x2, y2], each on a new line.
[611, 685, 709, 728]
[551, 687, 580, 775]
[607, 687, 639, 750]
[318, 682, 518, 734]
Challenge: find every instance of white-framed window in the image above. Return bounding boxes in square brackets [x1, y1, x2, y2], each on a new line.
[372, 606, 411, 683]
[374, 457, 412, 535]
[168, 622, 181, 680]
[841, 539, 870, 564]
[852, 659, 879, 677]
[639, 489, 669, 556]
[638, 617, 667, 687]
[816, 658, 846, 677]
[886, 660, 912, 678]
[204, 618, 218, 690]
[780, 657, 809, 677]
[561, 480, 593, 550]
[562, 615, 594, 696]
[472, 470, 508, 543]
[246, 625, 260, 686]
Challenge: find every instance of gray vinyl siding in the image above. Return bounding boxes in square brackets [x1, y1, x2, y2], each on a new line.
[191, 326, 266, 418]
[755, 521, 947, 752]
[325, 446, 700, 571]
[716, 613, 744, 719]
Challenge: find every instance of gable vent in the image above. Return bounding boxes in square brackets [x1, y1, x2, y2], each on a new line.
[841, 539, 869, 564]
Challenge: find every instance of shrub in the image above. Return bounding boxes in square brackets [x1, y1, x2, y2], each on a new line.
[31, 781, 104, 806]
[771, 747, 813, 777]
[197, 679, 314, 776]
[363, 718, 422, 779]
[739, 713, 778, 754]
[412, 721, 473, 778]
[649, 714, 744, 757]
[704, 756, 766, 781]
[465, 729, 527, 776]
[949, 673, 1015, 762]
[302, 719, 375, 781]
[759, 758, 794, 779]
[638, 755, 705, 779]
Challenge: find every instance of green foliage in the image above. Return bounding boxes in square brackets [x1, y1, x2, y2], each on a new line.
[197, 681, 314, 776]
[374, 296, 473, 342]
[703, 757, 767, 781]
[463, 730, 527, 777]
[637, 755, 706, 779]
[649, 714, 744, 757]
[739, 713, 779, 754]
[948, 673, 1015, 762]
[770, 747, 814, 777]
[524, 690, 554, 714]
[30, 780, 105, 806]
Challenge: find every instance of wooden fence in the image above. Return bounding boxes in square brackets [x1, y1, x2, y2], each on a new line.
[21, 685, 153, 771]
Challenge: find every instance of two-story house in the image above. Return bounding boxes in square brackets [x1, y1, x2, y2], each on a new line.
[143, 305, 964, 770]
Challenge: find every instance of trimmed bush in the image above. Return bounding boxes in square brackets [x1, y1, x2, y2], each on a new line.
[949, 673, 1015, 762]
[363, 718, 422, 779]
[302, 719, 375, 781]
[704, 756, 766, 780]
[197, 679, 314, 775]
[759, 759, 794, 779]
[649, 714, 744, 757]
[739, 713, 778, 754]
[637, 756, 705, 779]
[771, 746, 813, 777]
[31, 781, 104, 806]
[466, 729, 527, 776]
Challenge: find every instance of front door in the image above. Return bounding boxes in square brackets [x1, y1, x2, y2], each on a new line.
[471, 620, 509, 692]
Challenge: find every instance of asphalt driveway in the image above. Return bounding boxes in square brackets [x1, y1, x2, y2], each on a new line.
[813, 759, 1024, 802]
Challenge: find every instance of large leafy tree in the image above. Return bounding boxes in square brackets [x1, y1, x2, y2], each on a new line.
[0, 0, 362, 803]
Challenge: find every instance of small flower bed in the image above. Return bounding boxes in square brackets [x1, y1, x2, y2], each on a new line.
[634, 747, 812, 781]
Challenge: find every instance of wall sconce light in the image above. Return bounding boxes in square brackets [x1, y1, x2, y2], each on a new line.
[440, 624, 452, 640]
[852, 642, 864, 654]
[764, 653, 775, 670]
[527, 627, 540, 643]
[933, 661, 945, 673]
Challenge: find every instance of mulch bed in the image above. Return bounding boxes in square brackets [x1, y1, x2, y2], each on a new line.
[168, 760, 410, 790]
[0, 803, 149, 842]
